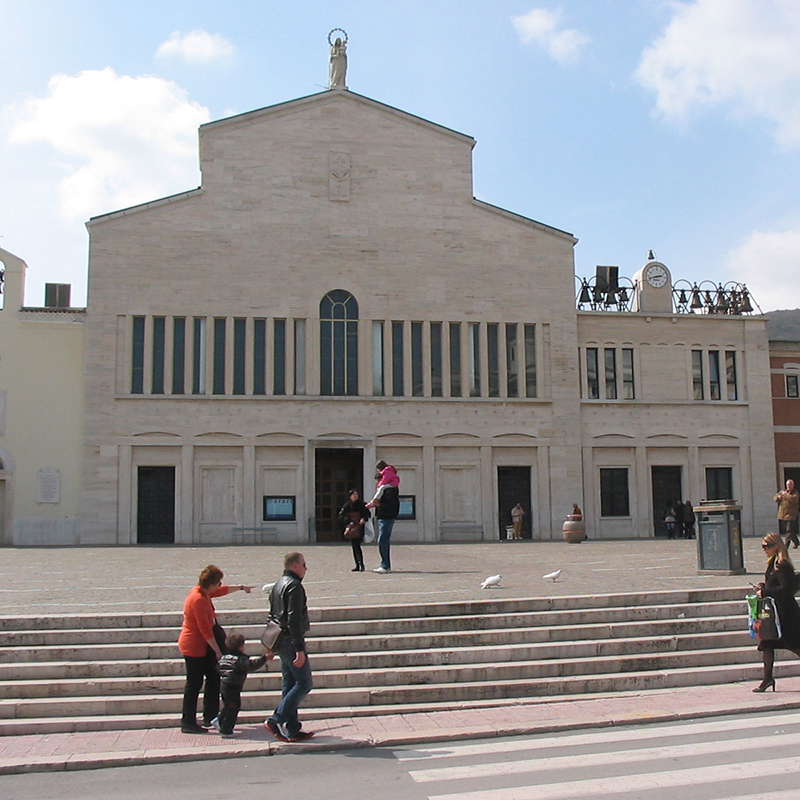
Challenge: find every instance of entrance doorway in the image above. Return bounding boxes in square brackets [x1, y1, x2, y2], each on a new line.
[651, 466, 682, 537]
[497, 467, 532, 539]
[314, 449, 363, 542]
[782, 466, 800, 490]
[137, 466, 175, 544]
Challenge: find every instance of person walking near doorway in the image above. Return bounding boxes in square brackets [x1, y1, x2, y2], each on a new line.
[338, 489, 370, 572]
[511, 503, 525, 540]
[366, 460, 400, 574]
[775, 479, 800, 549]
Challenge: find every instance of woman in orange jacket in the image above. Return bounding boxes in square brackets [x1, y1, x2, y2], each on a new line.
[178, 564, 254, 733]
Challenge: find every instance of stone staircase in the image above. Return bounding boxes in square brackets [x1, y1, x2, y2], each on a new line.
[0, 587, 784, 736]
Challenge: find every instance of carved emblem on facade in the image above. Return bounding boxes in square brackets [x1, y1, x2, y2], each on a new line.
[329, 151, 351, 201]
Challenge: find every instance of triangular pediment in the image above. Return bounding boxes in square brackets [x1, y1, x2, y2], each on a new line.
[200, 89, 476, 147]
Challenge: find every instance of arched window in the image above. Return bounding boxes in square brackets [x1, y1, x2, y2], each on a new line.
[320, 290, 359, 395]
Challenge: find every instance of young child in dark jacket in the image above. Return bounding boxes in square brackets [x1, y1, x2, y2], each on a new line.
[214, 632, 270, 737]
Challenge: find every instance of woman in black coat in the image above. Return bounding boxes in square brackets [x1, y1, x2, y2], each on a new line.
[753, 531, 800, 692]
[338, 489, 370, 572]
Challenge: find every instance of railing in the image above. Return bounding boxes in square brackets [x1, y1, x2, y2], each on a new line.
[575, 276, 761, 315]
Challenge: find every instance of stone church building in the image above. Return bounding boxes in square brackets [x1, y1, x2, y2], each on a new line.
[0, 81, 778, 545]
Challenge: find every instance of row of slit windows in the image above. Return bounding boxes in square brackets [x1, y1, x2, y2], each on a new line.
[584, 347, 738, 401]
[600, 466, 733, 517]
[130, 292, 538, 399]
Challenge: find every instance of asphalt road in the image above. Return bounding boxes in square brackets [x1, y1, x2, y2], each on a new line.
[5, 710, 799, 800]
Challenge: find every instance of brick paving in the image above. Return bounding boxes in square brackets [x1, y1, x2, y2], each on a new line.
[0, 536, 793, 774]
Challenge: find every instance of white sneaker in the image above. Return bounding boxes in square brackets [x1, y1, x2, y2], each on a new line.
[373, 566, 391, 573]
[208, 717, 220, 733]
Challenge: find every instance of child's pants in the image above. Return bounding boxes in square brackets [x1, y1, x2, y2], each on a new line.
[219, 685, 242, 735]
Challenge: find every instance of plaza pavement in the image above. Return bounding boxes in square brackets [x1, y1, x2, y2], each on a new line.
[2, 536, 799, 774]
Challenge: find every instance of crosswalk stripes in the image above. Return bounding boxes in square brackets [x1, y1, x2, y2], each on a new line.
[394, 712, 800, 800]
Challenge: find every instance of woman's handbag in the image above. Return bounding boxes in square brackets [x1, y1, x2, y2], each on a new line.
[212, 620, 227, 655]
[343, 521, 363, 539]
[746, 594, 758, 639]
[260, 619, 284, 651]
[754, 596, 782, 643]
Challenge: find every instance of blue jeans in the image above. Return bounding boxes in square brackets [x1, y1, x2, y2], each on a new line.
[377, 517, 395, 570]
[269, 637, 313, 736]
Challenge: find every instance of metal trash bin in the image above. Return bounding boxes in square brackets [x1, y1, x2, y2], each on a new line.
[695, 500, 745, 575]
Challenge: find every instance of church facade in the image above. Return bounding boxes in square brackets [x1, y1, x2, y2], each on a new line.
[0, 85, 778, 545]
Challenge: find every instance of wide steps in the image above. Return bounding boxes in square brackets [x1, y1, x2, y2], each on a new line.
[0, 643, 759, 708]
[0, 587, 761, 735]
[0, 628, 748, 686]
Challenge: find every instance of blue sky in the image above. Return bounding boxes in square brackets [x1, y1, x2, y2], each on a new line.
[2, 0, 800, 311]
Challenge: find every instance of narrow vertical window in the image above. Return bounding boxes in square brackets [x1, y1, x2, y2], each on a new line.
[192, 317, 206, 394]
[294, 319, 306, 395]
[319, 290, 359, 395]
[233, 318, 246, 395]
[372, 321, 384, 396]
[430, 322, 443, 397]
[604, 348, 617, 400]
[622, 348, 635, 400]
[600, 468, 630, 517]
[706, 467, 733, 501]
[487, 323, 500, 397]
[524, 324, 537, 397]
[274, 318, 286, 395]
[449, 322, 462, 397]
[586, 347, 599, 399]
[151, 316, 165, 394]
[709, 350, 721, 400]
[392, 321, 404, 396]
[692, 350, 704, 400]
[213, 318, 226, 395]
[725, 351, 737, 401]
[172, 317, 185, 395]
[469, 322, 481, 397]
[253, 319, 266, 395]
[505, 324, 518, 397]
[411, 321, 423, 396]
[787, 374, 800, 398]
[132, 316, 145, 394]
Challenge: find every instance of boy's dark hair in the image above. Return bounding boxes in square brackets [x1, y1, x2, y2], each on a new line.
[225, 632, 245, 651]
[376, 460, 388, 470]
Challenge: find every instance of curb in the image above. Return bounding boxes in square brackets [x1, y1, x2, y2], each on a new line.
[4, 697, 800, 775]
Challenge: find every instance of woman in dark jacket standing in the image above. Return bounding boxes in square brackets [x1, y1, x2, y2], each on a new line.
[338, 489, 370, 572]
[753, 531, 800, 692]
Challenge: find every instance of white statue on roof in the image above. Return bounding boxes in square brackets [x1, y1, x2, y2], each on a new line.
[328, 29, 348, 89]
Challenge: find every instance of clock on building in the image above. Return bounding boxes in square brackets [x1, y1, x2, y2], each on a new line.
[645, 263, 669, 288]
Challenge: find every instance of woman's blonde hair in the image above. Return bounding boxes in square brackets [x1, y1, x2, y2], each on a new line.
[763, 531, 791, 566]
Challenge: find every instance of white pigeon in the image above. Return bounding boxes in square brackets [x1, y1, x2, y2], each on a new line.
[261, 582, 275, 593]
[542, 569, 562, 582]
[480, 574, 502, 589]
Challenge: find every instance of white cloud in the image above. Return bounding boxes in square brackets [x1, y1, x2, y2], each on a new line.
[155, 30, 236, 65]
[7, 68, 211, 222]
[512, 7, 590, 65]
[726, 227, 800, 311]
[636, 0, 800, 146]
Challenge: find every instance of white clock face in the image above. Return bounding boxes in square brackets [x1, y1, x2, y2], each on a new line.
[645, 264, 668, 288]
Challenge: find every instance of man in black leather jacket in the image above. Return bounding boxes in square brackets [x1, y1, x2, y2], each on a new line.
[264, 552, 314, 742]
